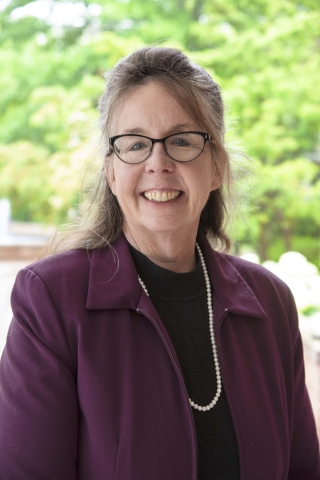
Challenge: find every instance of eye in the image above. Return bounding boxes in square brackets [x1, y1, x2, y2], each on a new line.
[171, 137, 190, 147]
[129, 141, 149, 152]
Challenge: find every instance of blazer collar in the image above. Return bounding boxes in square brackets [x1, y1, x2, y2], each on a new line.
[86, 236, 142, 311]
[86, 233, 267, 320]
[197, 231, 267, 320]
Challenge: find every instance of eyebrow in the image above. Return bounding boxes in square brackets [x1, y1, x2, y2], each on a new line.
[122, 123, 196, 136]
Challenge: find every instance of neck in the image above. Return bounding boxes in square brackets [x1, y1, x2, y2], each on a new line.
[123, 226, 197, 273]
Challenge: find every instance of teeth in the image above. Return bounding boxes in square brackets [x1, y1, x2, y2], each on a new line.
[144, 190, 181, 202]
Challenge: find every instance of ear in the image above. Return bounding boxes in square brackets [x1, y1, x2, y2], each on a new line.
[210, 158, 223, 191]
[105, 158, 117, 196]
[210, 171, 223, 192]
[208, 148, 224, 192]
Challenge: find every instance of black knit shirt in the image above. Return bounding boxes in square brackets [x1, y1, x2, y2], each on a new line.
[129, 244, 240, 480]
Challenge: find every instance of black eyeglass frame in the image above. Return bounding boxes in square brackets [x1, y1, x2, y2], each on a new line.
[108, 131, 212, 164]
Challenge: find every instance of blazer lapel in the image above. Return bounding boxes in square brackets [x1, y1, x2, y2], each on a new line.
[198, 233, 267, 321]
[86, 236, 142, 311]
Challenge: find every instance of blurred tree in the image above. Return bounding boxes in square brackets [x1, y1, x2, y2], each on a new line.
[0, 0, 319, 263]
[234, 159, 320, 262]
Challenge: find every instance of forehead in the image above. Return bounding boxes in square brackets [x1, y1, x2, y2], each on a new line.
[111, 81, 198, 136]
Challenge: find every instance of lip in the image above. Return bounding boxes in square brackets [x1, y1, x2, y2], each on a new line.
[142, 189, 182, 203]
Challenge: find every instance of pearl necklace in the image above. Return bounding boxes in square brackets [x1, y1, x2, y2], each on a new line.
[138, 243, 222, 412]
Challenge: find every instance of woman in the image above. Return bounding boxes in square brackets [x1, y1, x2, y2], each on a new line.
[0, 47, 319, 480]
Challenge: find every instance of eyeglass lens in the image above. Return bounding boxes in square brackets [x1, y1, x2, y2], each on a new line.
[113, 133, 205, 163]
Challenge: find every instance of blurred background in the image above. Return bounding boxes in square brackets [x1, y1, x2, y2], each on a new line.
[0, 0, 319, 430]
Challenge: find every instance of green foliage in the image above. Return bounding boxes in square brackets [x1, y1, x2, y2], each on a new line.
[301, 305, 320, 317]
[0, 0, 319, 265]
[233, 159, 320, 263]
[0, 141, 53, 222]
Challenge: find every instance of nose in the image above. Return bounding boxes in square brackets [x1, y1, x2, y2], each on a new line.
[144, 142, 175, 173]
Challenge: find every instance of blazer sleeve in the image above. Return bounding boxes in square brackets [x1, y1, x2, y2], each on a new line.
[287, 287, 320, 479]
[0, 267, 78, 480]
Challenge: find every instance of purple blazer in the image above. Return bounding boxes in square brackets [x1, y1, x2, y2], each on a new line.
[0, 234, 319, 479]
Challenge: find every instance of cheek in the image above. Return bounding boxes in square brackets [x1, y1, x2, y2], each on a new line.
[107, 164, 141, 202]
[189, 166, 215, 195]
[106, 163, 127, 198]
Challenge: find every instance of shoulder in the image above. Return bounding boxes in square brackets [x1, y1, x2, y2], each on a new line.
[13, 249, 96, 305]
[212, 250, 294, 315]
[27, 248, 93, 275]
[218, 251, 288, 292]
[27, 248, 92, 276]
[211, 250, 301, 344]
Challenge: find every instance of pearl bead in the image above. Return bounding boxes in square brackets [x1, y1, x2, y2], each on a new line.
[138, 243, 222, 413]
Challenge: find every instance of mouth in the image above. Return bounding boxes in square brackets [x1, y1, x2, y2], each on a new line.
[143, 190, 182, 202]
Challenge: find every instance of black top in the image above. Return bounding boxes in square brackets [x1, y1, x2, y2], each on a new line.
[129, 243, 240, 480]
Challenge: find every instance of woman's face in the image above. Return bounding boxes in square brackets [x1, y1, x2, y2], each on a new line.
[106, 81, 221, 245]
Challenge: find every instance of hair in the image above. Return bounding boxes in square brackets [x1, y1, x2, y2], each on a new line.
[47, 46, 234, 255]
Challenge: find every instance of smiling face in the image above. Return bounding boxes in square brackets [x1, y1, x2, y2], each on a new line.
[106, 81, 221, 247]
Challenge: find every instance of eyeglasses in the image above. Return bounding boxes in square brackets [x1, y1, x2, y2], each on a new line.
[108, 131, 211, 164]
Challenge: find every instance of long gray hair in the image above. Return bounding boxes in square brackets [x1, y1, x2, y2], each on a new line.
[48, 46, 233, 254]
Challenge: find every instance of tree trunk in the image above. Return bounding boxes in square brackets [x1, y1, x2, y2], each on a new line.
[258, 223, 269, 262]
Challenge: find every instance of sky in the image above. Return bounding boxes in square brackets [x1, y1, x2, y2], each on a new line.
[3, 0, 102, 27]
